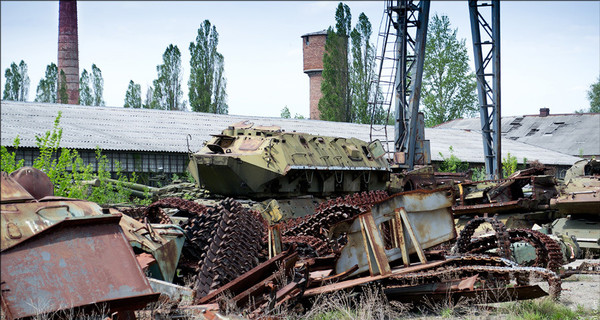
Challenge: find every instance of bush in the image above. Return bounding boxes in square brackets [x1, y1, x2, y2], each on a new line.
[0, 112, 142, 205]
[438, 146, 469, 173]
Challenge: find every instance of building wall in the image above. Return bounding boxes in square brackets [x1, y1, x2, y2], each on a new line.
[302, 34, 326, 71]
[8, 147, 189, 185]
[308, 72, 323, 120]
[302, 33, 327, 120]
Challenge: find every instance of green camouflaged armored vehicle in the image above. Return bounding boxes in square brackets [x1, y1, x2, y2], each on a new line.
[188, 121, 391, 200]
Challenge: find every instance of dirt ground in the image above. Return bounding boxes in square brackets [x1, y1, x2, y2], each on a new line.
[541, 259, 600, 311]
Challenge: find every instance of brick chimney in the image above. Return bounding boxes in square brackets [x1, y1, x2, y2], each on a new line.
[539, 108, 550, 117]
[302, 30, 327, 120]
[58, 0, 79, 104]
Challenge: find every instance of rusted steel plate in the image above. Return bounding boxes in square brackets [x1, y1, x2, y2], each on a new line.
[1, 198, 106, 251]
[0, 172, 34, 203]
[304, 259, 450, 297]
[551, 189, 600, 214]
[384, 285, 548, 304]
[9, 167, 54, 200]
[335, 188, 456, 276]
[0, 216, 158, 319]
[453, 199, 525, 215]
[120, 214, 185, 282]
[197, 250, 296, 304]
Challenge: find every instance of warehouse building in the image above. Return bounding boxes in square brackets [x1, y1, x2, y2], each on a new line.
[1, 101, 583, 183]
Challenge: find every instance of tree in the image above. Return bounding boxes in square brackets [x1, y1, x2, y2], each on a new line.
[79, 69, 93, 105]
[153, 44, 184, 111]
[143, 85, 158, 109]
[78, 64, 104, 106]
[350, 13, 384, 125]
[189, 20, 228, 114]
[280, 106, 291, 118]
[124, 80, 142, 108]
[587, 76, 600, 113]
[91, 64, 105, 106]
[319, 2, 351, 122]
[35, 63, 58, 103]
[3, 60, 30, 101]
[421, 14, 477, 127]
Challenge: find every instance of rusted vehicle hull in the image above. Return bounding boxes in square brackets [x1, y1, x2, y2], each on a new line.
[1, 215, 159, 319]
[1, 170, 158, 319]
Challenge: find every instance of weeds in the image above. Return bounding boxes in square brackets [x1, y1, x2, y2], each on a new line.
[499, 297, 599, 320]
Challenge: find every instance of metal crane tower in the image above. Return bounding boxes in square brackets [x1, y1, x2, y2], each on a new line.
[370, 0, 431, 171]
[469, 0, 502, 179]
[371, 0, 501, 176]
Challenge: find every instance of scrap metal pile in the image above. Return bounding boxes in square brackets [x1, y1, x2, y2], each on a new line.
[118, 188, 577, 318]
[2, 159, 599, 319]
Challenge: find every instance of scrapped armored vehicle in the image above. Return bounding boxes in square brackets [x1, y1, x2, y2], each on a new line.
[548, 158, 600, 253]
[189, 121, 390, 198]
[186, 121, 390, 221]
[0, 167, 158, 319]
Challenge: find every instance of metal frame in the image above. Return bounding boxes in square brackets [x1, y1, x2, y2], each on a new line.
[393, 0, 430, 170]
[369, 0, 430, 170]
[469, 0, 502, 179]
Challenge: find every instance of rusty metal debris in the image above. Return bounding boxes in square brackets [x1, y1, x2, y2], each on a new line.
[4, 159, 596, 319]
[0, 169, 158, 319]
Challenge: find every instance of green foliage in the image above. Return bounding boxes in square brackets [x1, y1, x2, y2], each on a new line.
[319, 3, 380, 124]
[501, 297, 596, 320]
[79, 69, 93, 105]
[2, 112, 138, 205]
[1, 136, 25, 173]
[319, 3, 351, 122]
[143, 85, 159, 109]
[350, 13, 384, 125]
[124, 80, 142, 108]
[422, 14, 477, 127]
[502, 152, 518, 178]
[91, 64, 105, 106]
[280, 106, 291, 118]
[438, 146, 468, 173]
[58, 70, 69, 104]
[280, 106, 305, 119]
[35, 63, 58, 103]
[189, 20, 228, 114]
[153, 44, 185, 111]
[471, 166, 487, 181]
[79, 64, 105, 106]
[3, 60, 29, 101]
[587, 76, 600, 113]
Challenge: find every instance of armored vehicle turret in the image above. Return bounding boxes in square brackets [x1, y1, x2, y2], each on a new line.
[188, 121, 390, 199]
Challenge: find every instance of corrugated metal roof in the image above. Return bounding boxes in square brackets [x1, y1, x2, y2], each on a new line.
[1, 101, 581, 166]
[436, 113, 600, 157]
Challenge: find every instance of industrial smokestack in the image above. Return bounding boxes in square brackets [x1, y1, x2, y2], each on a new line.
[57, 0, 79, 104]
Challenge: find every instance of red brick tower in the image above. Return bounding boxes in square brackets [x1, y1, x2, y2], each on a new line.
[58, 0, 79, 104]
[302, 30, 327, 120]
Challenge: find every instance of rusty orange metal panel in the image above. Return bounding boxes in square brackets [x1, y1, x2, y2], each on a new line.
[0, 172, 34, 203]
[0, 215, 158, 319]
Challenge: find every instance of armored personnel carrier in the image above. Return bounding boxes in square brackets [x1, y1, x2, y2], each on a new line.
[184, 121, 391, 222]
[188, 121, 390, 199]
[189, 122, 390, 199]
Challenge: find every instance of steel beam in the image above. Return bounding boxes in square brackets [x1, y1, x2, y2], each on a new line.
[392, 0, 430, 170]
[469, 0, 502, 179]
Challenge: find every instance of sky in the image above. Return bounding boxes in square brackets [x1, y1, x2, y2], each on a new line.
[1, 1, 599, 119]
